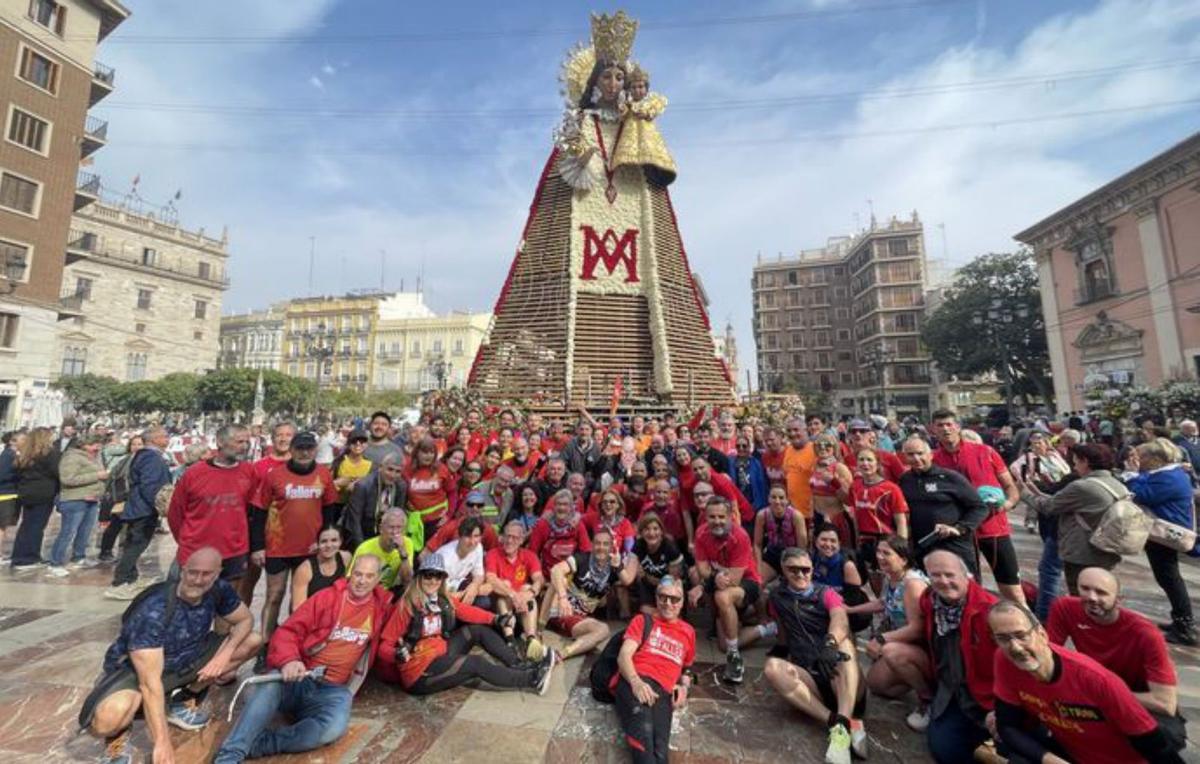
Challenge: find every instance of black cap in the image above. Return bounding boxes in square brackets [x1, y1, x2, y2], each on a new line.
[292, 431, 318, 449]
[347, 428, 368, 443]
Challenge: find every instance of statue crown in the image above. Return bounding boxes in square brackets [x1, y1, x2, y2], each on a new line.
[590, 10, 637, 65]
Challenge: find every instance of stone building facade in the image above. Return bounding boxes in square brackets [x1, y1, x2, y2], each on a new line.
[282, 292, 385, 391]
[1015, 131, 1200, 412]
[218, 305, 284, 371]
[752, 214, 932, 419]
[374, 300, 492, 393]
[0, 0, 128, 427]
[57, 198, 229, 380]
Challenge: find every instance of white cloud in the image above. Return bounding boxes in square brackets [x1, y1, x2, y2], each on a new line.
[308, 75, 325, 90]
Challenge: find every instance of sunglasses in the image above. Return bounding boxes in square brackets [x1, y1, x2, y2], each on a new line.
[466, 502, 485, 508]
[419, 571, 447, 580]
[784, 565, 813, 575]
[656, 593, 683, 604]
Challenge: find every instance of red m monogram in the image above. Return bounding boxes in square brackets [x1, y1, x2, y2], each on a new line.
[579, 225, 639, 283]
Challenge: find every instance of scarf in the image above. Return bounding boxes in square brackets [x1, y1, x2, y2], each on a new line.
[932, 594, 965, 637]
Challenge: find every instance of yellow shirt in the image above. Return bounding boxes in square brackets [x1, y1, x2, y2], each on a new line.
[350, 535, 413, 590]
[334, 456, 373, 503]
[783, 443, 817, 519]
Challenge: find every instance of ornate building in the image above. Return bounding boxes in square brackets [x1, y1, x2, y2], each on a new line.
[282, 292, 384, 391]
[218, 305, 285, 371]
[58, 197, 229, 380]
[1014, 131, 1200, 411]
[0, 0, 128, 427]
[374, 298, 491, 393]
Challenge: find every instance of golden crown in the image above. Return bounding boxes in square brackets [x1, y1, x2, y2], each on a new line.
[591, 10, 638, 65]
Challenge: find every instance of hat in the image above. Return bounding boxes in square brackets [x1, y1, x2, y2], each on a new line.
[292, 431, 318, 449]
[465, 490, 487, 506]
[418, 554, 448, 576]
[848, 419, 871, 432]
[347, 428, 368, 443]
[978, 485, 1005, 507]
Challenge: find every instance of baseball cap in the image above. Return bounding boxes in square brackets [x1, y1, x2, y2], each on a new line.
[418, 554, 448, 576]
[347, 428, 368, 443]
[465, 490, 487, 506]
[848, 419, 871, 432]
[292, 431, 318, 449]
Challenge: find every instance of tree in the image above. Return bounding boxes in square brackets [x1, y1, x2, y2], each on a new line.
[197, 368, 258, 413]
[53, 374, 121, 414]
[922, 250, 1054, 413]
[153, 372, 200, 413]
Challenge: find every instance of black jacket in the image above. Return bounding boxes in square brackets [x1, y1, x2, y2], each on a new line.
[16, 450, 61, 505]
[340, 470, 407, 550]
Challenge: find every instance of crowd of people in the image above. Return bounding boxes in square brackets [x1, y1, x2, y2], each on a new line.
[0, 404, 1197, 763]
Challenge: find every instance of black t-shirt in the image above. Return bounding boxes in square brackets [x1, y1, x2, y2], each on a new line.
[633, 538, 683, 581]
[566, 552, 617, 614]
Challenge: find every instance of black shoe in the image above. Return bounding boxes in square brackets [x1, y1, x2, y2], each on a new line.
[253, 650, 268, 674]
[1164, 620, 1199, 647]
[723, 652, 745, 684]
[531, 649, 557, 695]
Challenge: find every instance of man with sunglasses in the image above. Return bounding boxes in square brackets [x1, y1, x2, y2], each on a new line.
[341, 452, 408, 550]
[762, 547, 866, 764]
[614, 576, 695, 764]
[990, 600, 1185, 764]
[842, 419, 907, 483]
[730, 437, 769, 513]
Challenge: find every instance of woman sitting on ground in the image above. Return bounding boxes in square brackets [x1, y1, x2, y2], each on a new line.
[290, 524, 352, 611]
[375, 555, 556, 695]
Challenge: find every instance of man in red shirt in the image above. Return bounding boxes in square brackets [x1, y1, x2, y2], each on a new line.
[1047, 567, 1185, 743]
[615, 575, 695, 763]
[216, 554, 389, 763]
[759, 427, 788, 488]
[485, 520, 546, 659]
[930, 409, 1024, 605]
[686, 497, 761, 685]
[239, 421, 295, 605]
[168, 424, 257, 582]
[692, 459, 753, 527]
[842, 419, 906, 482]
[250, 431, 340, 649]
[990, 600, 1185, 764]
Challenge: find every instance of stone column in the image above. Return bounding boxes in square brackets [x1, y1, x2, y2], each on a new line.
[1035, 250, 1073, 412]
[1133, 199, 1184, 379]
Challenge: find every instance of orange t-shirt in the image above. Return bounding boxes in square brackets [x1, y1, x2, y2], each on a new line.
[783, 443, 817, 519]
[313, 594, 375, 685]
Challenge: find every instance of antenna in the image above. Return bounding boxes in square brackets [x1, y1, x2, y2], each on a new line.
[937, 223, 949, 259]
[307, 236, 315, 297]
[379, 249, 386, 291]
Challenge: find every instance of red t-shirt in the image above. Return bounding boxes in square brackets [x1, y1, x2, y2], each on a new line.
[844, 448, 907, 483]
[1046, 597, 1176, 691]
[253, 454, 289, 482]
[993, 644, 1156, 764]
[710, 471, 754, 525]
[313, 593, 376, 685]
[406, 464, 452, 523]
[168, 460, 257, 563]
[760, 448, 786, 487]
[694, 524, 761, 584]
[424, 517, 500, 554]
[622, 614, 696, 691]
[254, 465, 338, 558]
[528, 517, 593, 572]
[932, 440, 1010, 538]
[641, 498, 687, 542]
[484, 547, 542, 589]
[503, 454, 544, 483]
[848, 477, 909, 536]
[581, 511, 636, 554]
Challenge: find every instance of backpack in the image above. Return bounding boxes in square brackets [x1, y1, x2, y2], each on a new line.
[121, 568, 181, 628]
[104, 453, 135, 506]
[589, 614, 654, 703]
[1079, 477, 1151, 556]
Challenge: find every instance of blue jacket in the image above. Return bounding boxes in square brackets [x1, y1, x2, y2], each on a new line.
[124, 447, 172, 520]
[732, 455, 770, 510]
[1173, 436, 1200, 480]
[1126, 465, 1195, 529]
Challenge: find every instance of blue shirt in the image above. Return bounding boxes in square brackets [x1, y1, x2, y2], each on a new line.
[103, 579, 240, 674]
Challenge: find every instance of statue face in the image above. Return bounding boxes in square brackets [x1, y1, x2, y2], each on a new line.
[629, 80, 647, 101]
[597, 66, 625, 104]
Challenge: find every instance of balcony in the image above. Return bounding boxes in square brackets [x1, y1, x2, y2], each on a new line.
[90, 61, 116, 106]
[74, 171, 100, 210]
[65, 228, 231, 289]
[1074, 283, 1117, 305]
[81, 115, 108, 157]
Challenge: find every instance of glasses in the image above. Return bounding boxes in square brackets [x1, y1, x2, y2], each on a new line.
[419, 571, 447, 581]
[815, 443, 834, 450]
[466, 502, 485, 508]
[737, 443, 751, 449]
[784, 565, 813, 576]
[656, 593, 683, 605]
[993, 628, 1037, 646]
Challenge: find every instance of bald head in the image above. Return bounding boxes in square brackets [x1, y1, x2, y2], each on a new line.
[178, 546, 222, 601]
[1078, 566, 1120, 595]
[185, 546, 222, 570]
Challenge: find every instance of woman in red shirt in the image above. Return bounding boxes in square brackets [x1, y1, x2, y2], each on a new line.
[848, 449, 909, 591]
[375, 555, 556, 695]
[442, 446, 467, 520]
[405, 438, 453, 547]
[528, 489, 592, 572]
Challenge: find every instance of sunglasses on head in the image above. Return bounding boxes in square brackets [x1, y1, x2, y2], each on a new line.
[784, 565, 813, 575]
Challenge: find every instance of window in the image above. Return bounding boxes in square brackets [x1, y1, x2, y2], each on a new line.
[0, 240, 29, 282]
[17, 46, 59, 93]
[194, 300, 207, 319]
[6, 108, 49, 154]
[135, 322, 146, 333]
[198, 261, 211, 279]
[453, 338, 464, 356]
[61, 345, 85, 375]
[305, 361, 316, 377]
[787, 271, 797, 285]
[0, 312, 17, 349]
[839, 372, 854, 385]
[432, 339, 443, 354]
[28, 0, 67, 34]
[836, 329, 851, 342]
[888, 239, 910, 257]
[357, 337, 367, 353]
[136, 289, 152, 310]
[289, 362, 299, 376]
[126, 353, 147, 381]
[0, 172, 39, 215]
[193, 331, 203, 340]
[835, 307, 850, 320]
[141, 247, 157, 266]
[391, 341, 401, 355]
[74, 276, 92, 300]
[837, 351, 853, 362]
[411, 340, 421, 357]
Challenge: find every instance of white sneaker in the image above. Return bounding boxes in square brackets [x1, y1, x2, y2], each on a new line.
[825, 724, 852, 764]
[46, 566, 70, 578]
[69, 558, 100, 569]
[849, 720, 868, 758]
[104, 583, 140, 600]
[906, 705, 930, 732]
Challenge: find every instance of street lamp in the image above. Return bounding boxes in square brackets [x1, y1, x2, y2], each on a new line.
[425, 354, 450, 390]
[1, 249, 27, 294]
[860, 342, 894, 416]
[300, 321, 335, 386]
[971, 298, 1028, 424]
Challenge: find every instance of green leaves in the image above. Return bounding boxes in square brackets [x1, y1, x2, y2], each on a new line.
[55, 369, 319, 416]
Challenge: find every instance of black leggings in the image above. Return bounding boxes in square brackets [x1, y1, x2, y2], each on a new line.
[615, 677, 673, 764]
[977, 535, 1021, 585]
[1146, 541, 1193, 621]
[99, 517, 122, 557]
[408, 625, 533, 695]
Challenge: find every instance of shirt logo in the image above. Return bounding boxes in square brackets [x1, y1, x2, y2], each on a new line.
[284, 483, 323, 500]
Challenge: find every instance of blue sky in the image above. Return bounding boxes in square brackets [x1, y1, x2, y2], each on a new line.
[92, 0, 1200, 385]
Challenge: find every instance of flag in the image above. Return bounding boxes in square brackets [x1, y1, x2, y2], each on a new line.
[609, 375, 623, 416]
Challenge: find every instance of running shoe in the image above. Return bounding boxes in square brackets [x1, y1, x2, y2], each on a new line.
[167, 701, 210, 731]
[722, 651, 745, 684]
[825, 723, 852, 764]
